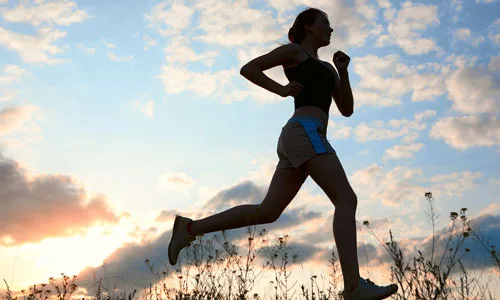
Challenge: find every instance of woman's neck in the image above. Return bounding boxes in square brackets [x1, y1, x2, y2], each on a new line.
[299, 42, 319, 58]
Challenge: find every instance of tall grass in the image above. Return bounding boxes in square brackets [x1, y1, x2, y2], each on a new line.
[2, 192, 498, 299]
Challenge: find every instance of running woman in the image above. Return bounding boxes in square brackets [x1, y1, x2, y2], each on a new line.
[168, 7, 398, 300]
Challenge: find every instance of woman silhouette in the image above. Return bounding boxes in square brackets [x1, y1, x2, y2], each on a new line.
[168, 7, 398, 300]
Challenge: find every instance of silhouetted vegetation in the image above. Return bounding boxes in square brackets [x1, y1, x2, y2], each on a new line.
[2, 192, 498, 299]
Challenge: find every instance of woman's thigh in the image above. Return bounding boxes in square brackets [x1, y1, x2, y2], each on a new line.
[258, 166, 308, 221]
[302, 152, 357, 209]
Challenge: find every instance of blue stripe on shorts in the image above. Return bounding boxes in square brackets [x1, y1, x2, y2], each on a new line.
[288, 117, 327, 154]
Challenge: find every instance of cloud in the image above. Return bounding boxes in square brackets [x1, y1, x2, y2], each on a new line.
[158, 172, 195, 194]
[199, 180, 265, 213]
[353, 54, 447, 107]
[445, 62, 500, 115]
[0, 105, 38, 136]
[0, 0, 89, 26]
[0, 64, 28, 85]
[0, 89, 18, 103]
[360, 213, 500, 277]
[429, 172, 482, 198]
[452, 28, 485, 47]
[0, 151, 123, 246]
[488, 19, 500, 47]
[134, 100, 154, 118]
[0, 26, 66, 65]
[107, 53, 133, 62]
[430, 115, 500, 150]
[142, 35, 157, 51]
[489, 55, 500, 71]
[330, 110, 436, 143]
[383, 142, 425, 160]
[379, 2, 440, 54]
[149, 1, 383, 105]
[104, 42, 117, 49]
[351, 165, 481, 208]
[77, 43, 95, 54]
[158, 63, 246, 104]
[145, 1, 195, 37]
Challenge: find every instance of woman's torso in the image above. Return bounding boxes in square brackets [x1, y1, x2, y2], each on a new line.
[283, 44, 336, 129]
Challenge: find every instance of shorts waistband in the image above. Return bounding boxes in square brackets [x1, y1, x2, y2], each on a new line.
[286, 116, 326, 129]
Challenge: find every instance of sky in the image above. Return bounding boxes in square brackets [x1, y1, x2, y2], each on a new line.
[0, 0, 499, 298]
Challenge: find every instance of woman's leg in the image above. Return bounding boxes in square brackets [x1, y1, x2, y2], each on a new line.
[188, 166, 308, 236]
[302, 152, 360, 292]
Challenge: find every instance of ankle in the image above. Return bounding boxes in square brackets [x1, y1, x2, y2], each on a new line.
[345, 283, 358, 292]
[345, 278, 359, 292]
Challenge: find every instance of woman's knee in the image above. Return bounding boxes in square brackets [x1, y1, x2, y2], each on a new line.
[337, 192, 357, 211]
[255, 205, 280, 223]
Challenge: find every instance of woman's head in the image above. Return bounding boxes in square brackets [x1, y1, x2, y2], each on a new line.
[287, 8, 333, 46]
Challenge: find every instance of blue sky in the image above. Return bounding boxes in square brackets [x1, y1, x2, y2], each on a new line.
[0, 0, 499, 298]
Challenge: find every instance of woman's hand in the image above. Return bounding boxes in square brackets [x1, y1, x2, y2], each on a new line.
[333, 51, 350, 73]
[280, 81, 304, 97]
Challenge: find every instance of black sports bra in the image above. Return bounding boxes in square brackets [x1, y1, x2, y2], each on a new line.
[283, 44, 336, 115]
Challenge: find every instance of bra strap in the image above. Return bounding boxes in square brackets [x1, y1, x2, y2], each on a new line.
[299, 44, 314, 59]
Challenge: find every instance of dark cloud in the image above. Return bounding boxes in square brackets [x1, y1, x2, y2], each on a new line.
[0, 151, 124, 245]
[201, 180, 266, 212]
[355, 214, 500, 274]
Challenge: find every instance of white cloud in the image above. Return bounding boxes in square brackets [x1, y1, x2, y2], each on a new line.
[452, 28, 485, 47]
[0, 64, 28, 85]
[164, 35, 218, 66]
[145, 1, 195, 37]
[445, 63, 500, 114]
[451, 0, 464, 12]
[430, 172, 482, 198]
[0, 26, 66, 65]
[350, 164, 425, 207]
[104, 42, 117, 49]
[454, 28, 471, 40]
[351, 165, 481, 208]
[77, 43, 95, 54]
[430, 115, 500, 150]
[142, 35, 157, 51]
[353, 54, 447, 108]
[488, 55, 500, 71]
[356, 0, 378, 20]
[107, 53, 133, 62]
[384, 142, 424, 160]
[330, 111, 435, 143]
[158, 172, 195, 194]
[415, 110, 437, 122]
[134, 100, 154, 118]
[0, 105, 39, 136]
[0, 0, 89, 26]
[382, 2, 440, 55]
[0, 90, 18, 103]
[488, 19, 500, 47]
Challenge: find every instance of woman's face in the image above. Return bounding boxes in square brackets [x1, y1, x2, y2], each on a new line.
[305, 14, 334, 45]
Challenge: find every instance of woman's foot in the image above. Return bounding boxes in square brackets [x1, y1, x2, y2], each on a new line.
[342, 277, 398, 300]
[168, 215, 196, 265]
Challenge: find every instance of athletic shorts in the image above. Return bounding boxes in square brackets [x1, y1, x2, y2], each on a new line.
[276, 116, 336, 169]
